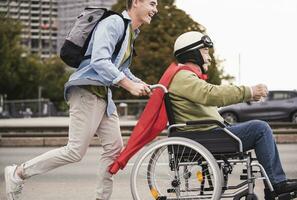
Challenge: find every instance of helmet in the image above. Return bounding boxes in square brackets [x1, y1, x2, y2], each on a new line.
[173, 31, 213, 70]
[174, 31, 213, 57]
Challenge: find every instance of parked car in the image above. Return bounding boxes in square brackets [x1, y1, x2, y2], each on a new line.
[219, 90, 297, 123]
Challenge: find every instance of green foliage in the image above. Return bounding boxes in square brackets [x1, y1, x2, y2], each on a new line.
[0, 16, 70, 111]
[112, 0, 226, 99]
[38, 56, 71, 110]
[0, 16, 24, 98]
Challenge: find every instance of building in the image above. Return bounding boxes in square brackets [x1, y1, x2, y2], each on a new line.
[0, 0, 58, 58]
[0, 0, 118, 58]
[57, 0, 118, 53]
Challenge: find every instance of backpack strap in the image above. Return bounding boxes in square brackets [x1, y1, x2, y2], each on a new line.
[83, 11, 129, 60]
[114, 17, 129, 56]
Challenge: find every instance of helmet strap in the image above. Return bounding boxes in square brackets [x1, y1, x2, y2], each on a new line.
[176, 49, 206, 74]
[193, 50, 206, 73]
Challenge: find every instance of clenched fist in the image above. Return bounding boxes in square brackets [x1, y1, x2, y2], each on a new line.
[251, 84, 268, 101]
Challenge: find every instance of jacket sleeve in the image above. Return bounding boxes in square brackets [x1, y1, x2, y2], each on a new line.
[171, 70, 252, 107]
[122, 67, 141, 82]
[89, 15, 126, 86]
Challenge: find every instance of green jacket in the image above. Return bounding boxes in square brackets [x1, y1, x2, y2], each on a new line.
[168, 70, 252, 131]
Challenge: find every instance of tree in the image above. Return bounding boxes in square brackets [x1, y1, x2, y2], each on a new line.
[0, 16, 43, 99]
[112, 0, 228, 99]
[0, 16, 70, 111]
[0, 16, 24, 99]
[39, 56, 71, 111]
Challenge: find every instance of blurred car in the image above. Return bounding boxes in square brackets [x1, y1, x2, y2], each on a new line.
[219, 90, 297, 123]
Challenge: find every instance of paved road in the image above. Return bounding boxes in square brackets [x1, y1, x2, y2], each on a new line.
[1, 144, 297, 200]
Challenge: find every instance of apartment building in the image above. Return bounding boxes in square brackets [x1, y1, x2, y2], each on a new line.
[0, 0, 118, 58]
[0, 0, 58, 58]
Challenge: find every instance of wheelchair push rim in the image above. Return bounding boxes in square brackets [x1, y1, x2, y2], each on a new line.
[130, 137, 223, 200]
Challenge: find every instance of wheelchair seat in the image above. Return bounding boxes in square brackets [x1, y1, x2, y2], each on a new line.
[169, 130, 240, 154]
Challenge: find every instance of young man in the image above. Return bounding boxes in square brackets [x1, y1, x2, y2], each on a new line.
[4, 0, 158, 199]
[169, 31, 297, 195]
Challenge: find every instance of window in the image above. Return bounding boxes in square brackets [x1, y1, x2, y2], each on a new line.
[31, 39, 39, 48]
[271, 92, 292, 100]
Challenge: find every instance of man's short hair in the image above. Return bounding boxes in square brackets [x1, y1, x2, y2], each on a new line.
[127, 0, 144, 10]
[126, 0, 133, 10]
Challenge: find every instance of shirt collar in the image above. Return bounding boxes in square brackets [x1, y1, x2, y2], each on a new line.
[122, 10, 140, 36]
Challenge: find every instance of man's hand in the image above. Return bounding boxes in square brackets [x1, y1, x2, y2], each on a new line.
[251, 84, 268, 101]
[139, 81, 153, 96]
[129, 82, 151, 96]
[118, 77, 151, 96]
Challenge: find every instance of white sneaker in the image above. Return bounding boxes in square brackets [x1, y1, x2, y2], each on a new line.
[4, 165, 24, 200]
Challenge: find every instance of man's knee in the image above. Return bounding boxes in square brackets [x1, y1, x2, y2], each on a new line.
[63, 145, 86, 163]
[252, 120, 270, 129]
[111, 138, 124, 155]
[102, 138, 123, 159]
[250, 120, 272, 137]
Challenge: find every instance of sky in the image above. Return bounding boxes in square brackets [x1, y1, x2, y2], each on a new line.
[175, 0, 297, 90]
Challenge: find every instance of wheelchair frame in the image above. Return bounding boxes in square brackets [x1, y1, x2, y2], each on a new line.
[167, 122, 273, 199]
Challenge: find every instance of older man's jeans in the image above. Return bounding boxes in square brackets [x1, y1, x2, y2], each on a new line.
[212, 120, 286, 185]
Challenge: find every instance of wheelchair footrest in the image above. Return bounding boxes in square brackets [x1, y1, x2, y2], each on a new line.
[265, 188, 297, 200]
[278, 193, 292, 200]
[278, 191, 297, 200]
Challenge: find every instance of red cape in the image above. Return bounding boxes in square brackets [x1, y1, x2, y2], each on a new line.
[109, 62, 207, 174]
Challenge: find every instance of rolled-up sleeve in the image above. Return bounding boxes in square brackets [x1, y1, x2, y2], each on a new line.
[123, 67, 141, 82]
[90, 16, 126, 86]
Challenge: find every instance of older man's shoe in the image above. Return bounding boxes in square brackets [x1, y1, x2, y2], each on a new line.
[273, 180, 297, 195]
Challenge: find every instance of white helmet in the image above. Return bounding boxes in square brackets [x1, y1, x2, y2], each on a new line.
[173, 31, 213, 57]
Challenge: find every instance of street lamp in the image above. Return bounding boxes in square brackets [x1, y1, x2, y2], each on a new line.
[38, 86, 43, 117]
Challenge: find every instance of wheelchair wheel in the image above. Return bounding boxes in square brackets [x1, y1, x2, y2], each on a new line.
[131, 137, 223, 200]
[245, 194, 259, 200]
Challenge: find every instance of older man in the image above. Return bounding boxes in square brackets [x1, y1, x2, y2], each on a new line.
[168, 31, 297, 195]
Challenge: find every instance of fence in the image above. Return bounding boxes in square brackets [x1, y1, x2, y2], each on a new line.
[0, 98, 148, 119]
[114, 99, 148, 118]
[0, 98, 57, 118]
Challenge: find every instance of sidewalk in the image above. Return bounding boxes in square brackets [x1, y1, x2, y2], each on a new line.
[1, 117, 297, 147]
[0, 116, 137, 127]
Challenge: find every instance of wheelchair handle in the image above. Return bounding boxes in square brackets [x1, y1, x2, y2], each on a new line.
[148, 84, 168, 93]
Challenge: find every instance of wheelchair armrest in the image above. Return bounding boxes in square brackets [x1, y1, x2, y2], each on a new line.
[186, 119, 226, 128]
[224, 120, 231, 126]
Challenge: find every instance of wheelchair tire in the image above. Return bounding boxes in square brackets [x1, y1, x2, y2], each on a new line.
[245, 194, 259, 200]
[130, 137, 223, 200]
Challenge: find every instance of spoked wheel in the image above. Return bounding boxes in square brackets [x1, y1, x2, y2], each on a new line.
[130, 137, 223, 200]
[245, 194, 259, 200]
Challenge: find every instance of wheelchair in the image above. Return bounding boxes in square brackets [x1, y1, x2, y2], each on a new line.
[130, 84, 297, 200]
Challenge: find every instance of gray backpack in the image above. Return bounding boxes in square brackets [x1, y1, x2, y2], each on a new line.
[60, 7, 129, 68]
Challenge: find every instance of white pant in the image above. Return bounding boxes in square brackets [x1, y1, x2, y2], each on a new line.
[22, 87, 123, 200]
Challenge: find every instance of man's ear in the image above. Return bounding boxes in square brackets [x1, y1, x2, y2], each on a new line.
[132, 0, 141, 8]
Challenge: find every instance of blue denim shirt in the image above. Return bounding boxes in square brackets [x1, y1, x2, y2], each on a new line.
[64, 11, 141, 117]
